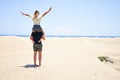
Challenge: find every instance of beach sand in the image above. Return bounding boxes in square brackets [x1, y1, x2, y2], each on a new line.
[0, 36, 120, 80]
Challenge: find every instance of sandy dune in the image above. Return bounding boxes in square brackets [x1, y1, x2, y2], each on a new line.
[0, 36, 120, 80]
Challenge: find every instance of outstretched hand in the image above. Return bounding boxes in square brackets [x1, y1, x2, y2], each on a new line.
[21, 12, 25, 15]
[21, 12, 30, 17]
[49, 7, 52, 11]
[41, 7, 52, 17]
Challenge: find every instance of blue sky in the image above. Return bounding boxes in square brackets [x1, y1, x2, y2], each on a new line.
[0, 0, 120, 36]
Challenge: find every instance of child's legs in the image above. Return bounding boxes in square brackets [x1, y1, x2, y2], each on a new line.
[42, 35, 46, 40]
[32, 25, 46, 40]
[40, 29, 46, 40]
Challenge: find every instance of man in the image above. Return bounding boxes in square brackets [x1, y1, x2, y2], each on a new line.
[30, 31, 45, 67]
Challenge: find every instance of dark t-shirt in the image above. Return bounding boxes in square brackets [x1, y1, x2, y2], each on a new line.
[31, 32, 43, 44]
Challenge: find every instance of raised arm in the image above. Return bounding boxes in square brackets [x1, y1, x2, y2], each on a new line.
[41, 7, 52, 18]
[21, 12, 31, 17]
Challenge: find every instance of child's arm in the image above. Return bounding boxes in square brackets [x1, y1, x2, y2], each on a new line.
[41, 7, 52, 18]
[21, 12, 31, 17]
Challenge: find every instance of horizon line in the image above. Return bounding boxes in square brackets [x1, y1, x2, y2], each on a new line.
[0, 34, 120, 37]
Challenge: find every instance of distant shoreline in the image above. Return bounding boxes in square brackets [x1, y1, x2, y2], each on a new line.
[0, 35, 120, 38]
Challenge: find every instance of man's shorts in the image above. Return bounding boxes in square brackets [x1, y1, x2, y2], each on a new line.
[33, 43, 42, 52]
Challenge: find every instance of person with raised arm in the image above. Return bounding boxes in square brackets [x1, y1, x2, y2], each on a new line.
[21, 7, 52, 40]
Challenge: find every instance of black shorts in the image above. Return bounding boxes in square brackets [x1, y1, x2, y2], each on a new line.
[32, 25, 42, 32]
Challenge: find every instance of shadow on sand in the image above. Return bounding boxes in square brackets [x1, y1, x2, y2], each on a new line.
[19, 64, 39, 68]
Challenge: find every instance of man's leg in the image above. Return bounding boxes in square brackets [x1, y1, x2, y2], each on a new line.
[34, 52, 37, 65]
[38, 51, 42, 66]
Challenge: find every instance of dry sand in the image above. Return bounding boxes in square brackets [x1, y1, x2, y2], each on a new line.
[0, 36, 120, 80]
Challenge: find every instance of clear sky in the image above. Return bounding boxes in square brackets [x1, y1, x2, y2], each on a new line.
[0, 0, 120, 36]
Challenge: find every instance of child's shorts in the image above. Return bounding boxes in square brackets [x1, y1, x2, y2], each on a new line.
[32, 25, 42, 32]
[33, 43, 42, 52]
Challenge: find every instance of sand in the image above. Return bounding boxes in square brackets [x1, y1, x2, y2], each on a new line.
[0, 36, 120, 80]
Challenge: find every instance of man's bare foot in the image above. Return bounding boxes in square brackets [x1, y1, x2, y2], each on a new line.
[33, 64, 38, 68]
[38, 64, 41, 67]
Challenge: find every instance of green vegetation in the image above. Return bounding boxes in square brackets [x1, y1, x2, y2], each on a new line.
[98, 56, 114, 63]
[98, 56, 109, 62]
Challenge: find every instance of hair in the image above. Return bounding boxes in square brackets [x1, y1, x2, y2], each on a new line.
[34, 10, 39, 15]
[33, 10, 40, 20]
